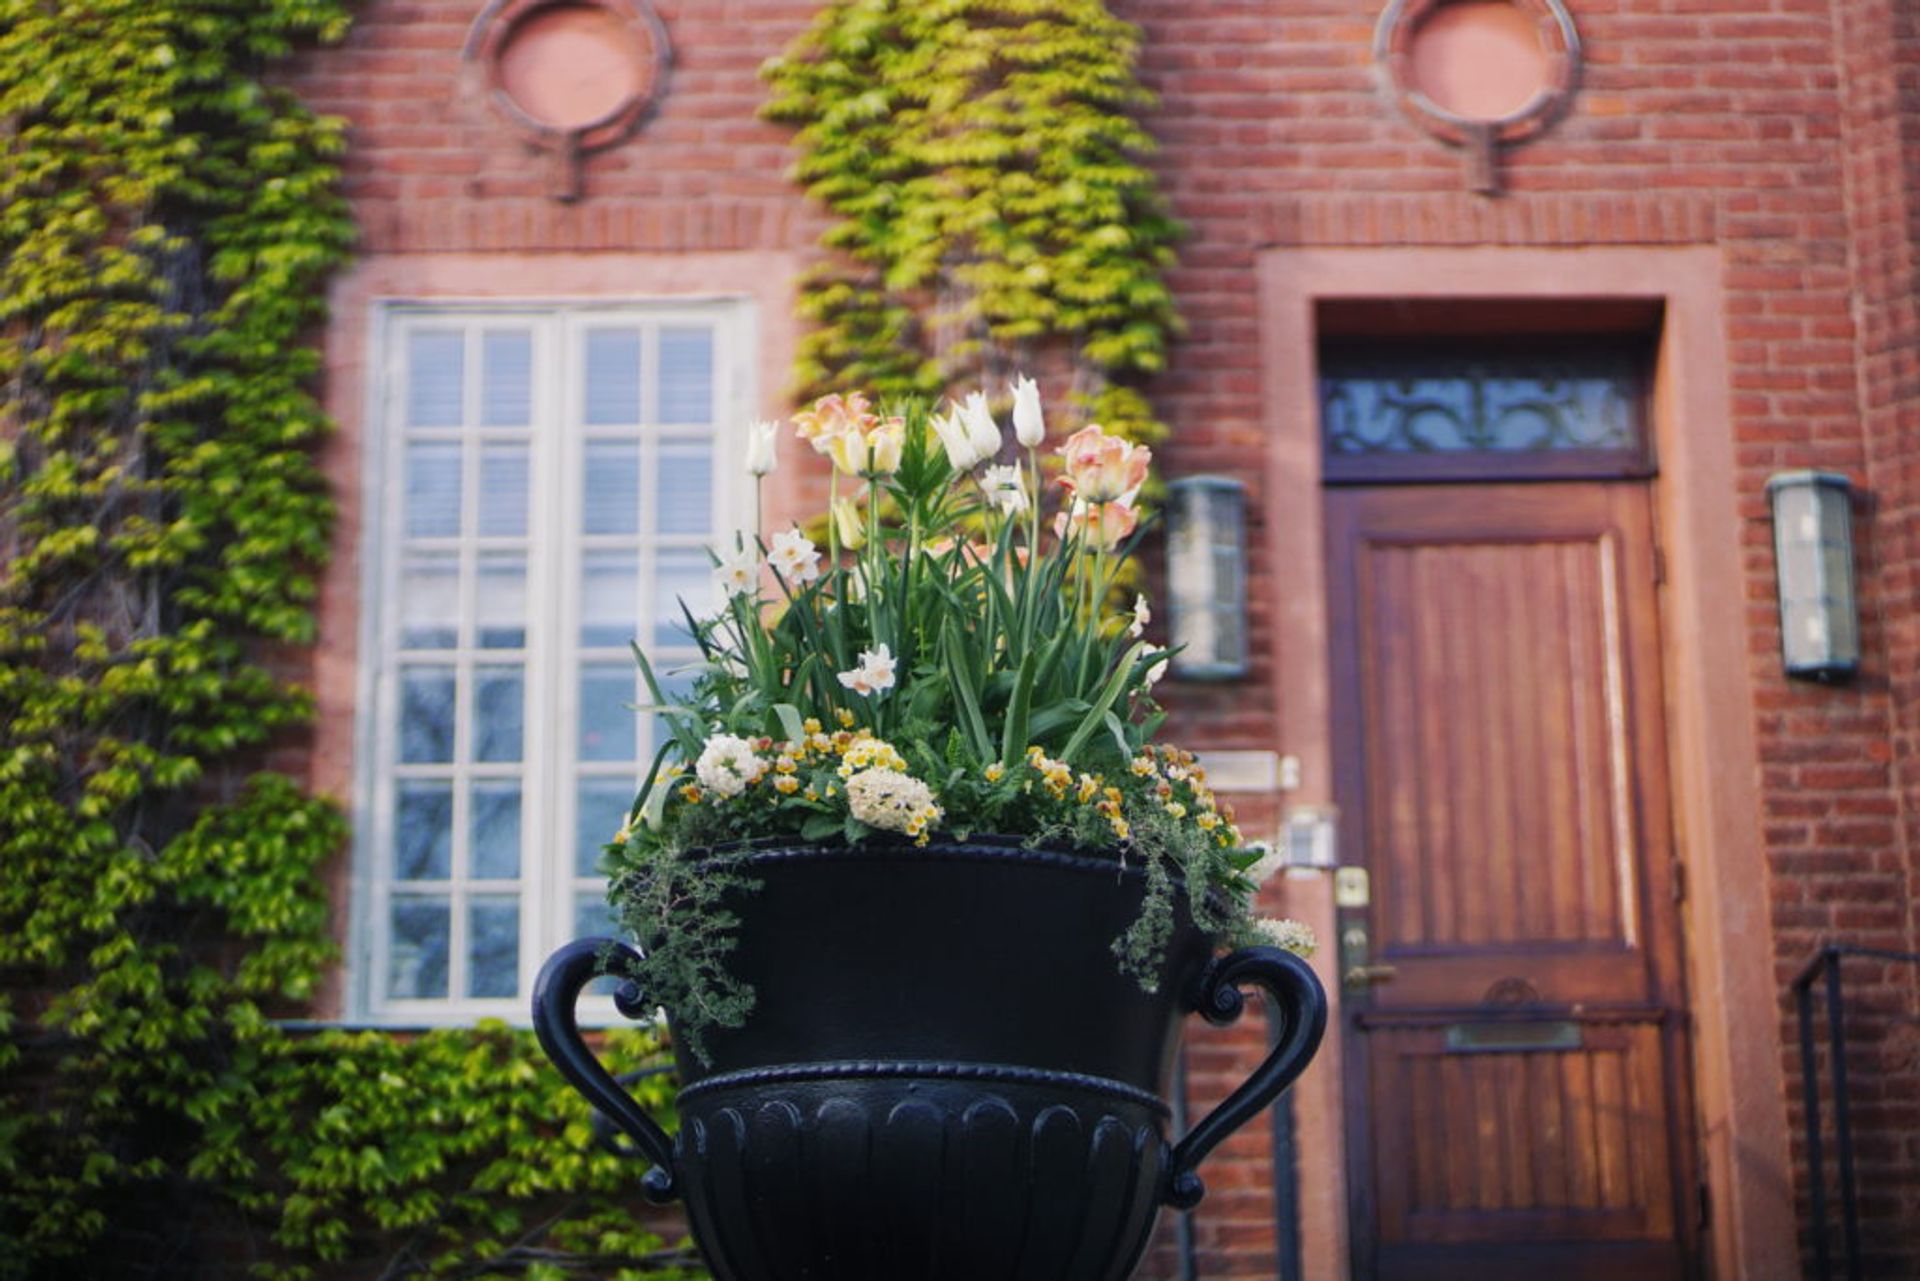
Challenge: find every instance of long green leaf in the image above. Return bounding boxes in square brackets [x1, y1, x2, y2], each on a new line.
[999, 647, 1037, 769]
[942, 619, 994, 761]
[1060, 639, 1148, 764]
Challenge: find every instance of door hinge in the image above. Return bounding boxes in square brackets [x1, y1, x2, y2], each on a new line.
[1672, 860, 1687, 905]
[1696, 1179, 1712, 1231]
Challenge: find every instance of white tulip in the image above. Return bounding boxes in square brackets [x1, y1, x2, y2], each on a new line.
[1011, 375, 1045, 447]
[745, 419, 779, 477]
[929, 405, 980, 471]
[962, 390, 1002, 462]
[744, 422, 783, 478]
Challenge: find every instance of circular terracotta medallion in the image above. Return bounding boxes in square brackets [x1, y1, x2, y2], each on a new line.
[1375, 0, 1579, 145]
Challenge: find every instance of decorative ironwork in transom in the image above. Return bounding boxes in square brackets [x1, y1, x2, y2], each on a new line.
[1318, 342, 1650, 482]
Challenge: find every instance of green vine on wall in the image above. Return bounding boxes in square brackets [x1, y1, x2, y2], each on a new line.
[0, 4, 690, 1278]
[761, 0, 1183, 453]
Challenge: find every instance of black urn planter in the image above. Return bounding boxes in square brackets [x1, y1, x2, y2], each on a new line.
[533, 841, 1327, 1281]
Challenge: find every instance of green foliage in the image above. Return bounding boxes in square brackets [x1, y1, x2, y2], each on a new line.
[232, 1025, 700, 1281]
[761, 0, 1182, 452]
[0, 4, 695, 1278]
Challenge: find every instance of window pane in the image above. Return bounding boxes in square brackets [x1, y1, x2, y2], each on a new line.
[653, 549, 710, 646]
[467, 897, 520, 999]
[405, 443, 463, 538]
[658, 327, 713, 424]
[585, 328, 642, 425]
[481, 330, 532, 427]
[475, 553, 526, 649]
[574, 890, 622, 941]
[471, 781, 522, 880]
[472, 665, 524, 763]
[389, 896, 450, 999]
[580, 551, 639, 648]
[400, 552, 459, 649]
[1319, 348, 1643, 455]
[583, 441, 640, 535]
[574, 892, 624, 993]
[578, 663, 636, 762]
[576, 777, 635, 876]
[407, 330, 464, 427]
[399, 666, 457, 763]
[656, 445, 713, 534]
[655, 663, 698, 706]
[478, 443, 529, 537]
[394, 782, 453, 880]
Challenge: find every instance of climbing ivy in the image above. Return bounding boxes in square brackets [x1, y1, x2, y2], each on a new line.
[0, 4, 691, 1278]
[761, 0, 1182, 451]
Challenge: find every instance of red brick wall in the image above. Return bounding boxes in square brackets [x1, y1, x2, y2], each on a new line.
[280, 1, 1920, 1275]
[1831, 0, 1920, 1269]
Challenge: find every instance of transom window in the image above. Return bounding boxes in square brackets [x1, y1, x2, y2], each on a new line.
[357, 302, 749, 1020]
[1318, 339, 1651, 482]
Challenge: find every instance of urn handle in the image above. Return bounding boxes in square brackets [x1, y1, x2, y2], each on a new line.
[1165, 946, 1329, 1209]
[532, 937, 679, 1203]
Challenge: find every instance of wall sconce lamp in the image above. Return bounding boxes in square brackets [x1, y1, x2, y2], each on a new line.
[1166, 476, 1250, 680]
[1766, 470, 1859, 683]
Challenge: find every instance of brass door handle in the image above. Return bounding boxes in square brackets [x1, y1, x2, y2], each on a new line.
[1343, 964, 1398, 986]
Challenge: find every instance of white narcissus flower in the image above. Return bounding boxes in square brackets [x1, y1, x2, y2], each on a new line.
[962, 390, 1002, 463]
[766, 528, 822, 584]
[1129, 593, 1150, 638]
[1144, 657, 1169, 688]
[836, 642, 897, 696]
[695, 734, 767, 798]
[1011, 374, 1045, 447]
[745, 419, 779, 477]
[714, 543, 758, 597]
[979, 464, 1028, 515]
[930, 405, 981, 471]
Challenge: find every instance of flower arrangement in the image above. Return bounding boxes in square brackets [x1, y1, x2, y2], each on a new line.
[609, 384, 1309, 1060]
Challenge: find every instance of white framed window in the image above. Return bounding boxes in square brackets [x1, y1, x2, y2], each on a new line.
[352, 300, 752, 1021]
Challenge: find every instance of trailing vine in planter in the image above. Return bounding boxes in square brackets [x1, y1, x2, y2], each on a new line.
[0, 4, 692, 1279]
[760, 0, 1182, 457]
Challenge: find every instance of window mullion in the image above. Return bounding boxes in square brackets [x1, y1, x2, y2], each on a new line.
[544, 312, 583, 963]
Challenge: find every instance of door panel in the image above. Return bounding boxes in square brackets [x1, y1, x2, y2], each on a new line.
[1329, 483, 1694, 1281]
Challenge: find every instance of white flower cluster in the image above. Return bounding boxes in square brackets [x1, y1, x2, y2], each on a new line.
[695, 734, 767, 799]
[1253, 917, 1317, 957]
[844, 767, 943, 842]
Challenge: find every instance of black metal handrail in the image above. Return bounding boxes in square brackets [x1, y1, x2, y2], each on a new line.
[1791, 944, 1920, 1281]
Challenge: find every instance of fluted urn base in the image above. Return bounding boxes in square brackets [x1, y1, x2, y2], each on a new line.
[675, 1066, 1170, 1281]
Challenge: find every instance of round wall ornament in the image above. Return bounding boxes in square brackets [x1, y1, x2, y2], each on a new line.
[462, 0, 671, 201]
[1373, 0, 1581, 193]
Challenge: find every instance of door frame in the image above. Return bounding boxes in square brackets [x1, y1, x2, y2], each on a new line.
[1256, 247, 1796, 1281]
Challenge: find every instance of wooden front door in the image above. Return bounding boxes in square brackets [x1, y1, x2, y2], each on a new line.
[1328, 482, 1697, 1281]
